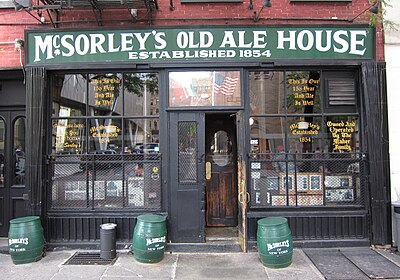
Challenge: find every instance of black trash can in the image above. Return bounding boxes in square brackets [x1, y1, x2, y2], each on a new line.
[100, 223, 117, 259]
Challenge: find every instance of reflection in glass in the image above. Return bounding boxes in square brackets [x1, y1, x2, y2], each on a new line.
[286, 71, 321, 114]
[52, 74, 86, 117]
[211, 130, 232, 167]
[124, 119, 159, 153]
[250, 117, 285, 154]
[169, 71, 241, 107]
[124, 73, 159, 116]
[88, 73, 122, 116]
[249, 71, 284, 115]
[88, 118, 122, 153]
[13, 117, 25, 185]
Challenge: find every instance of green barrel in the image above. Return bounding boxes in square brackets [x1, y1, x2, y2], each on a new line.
[133, 214, 167, 263]
[257, 217, 293, 269]
[8, 216, 45, 265]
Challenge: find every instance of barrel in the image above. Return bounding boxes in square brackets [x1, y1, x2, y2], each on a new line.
[8, 216, 45, 265]
[133, 214, 167, 263]
[257, 217, 293, 269]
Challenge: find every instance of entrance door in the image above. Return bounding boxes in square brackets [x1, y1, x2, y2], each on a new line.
[0, 110, 27, 236]
[169, 112, 205, 242]
[205, 114, 237, 227]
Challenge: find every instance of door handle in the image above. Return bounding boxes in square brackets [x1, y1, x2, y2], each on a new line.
[238, 192, 244, 204]
[238, 192, 250, 204]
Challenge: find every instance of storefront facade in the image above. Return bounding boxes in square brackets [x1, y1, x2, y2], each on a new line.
[1, 24, 383, 250]
[0, 0, 391, 251]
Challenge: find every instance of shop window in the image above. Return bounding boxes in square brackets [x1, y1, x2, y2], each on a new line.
[49, 72, 161, 210]
[286, 71, 321, 114]
[248, 70, 363, 208]
[249, 71, 285, 115]
[169, 71, 241, 107]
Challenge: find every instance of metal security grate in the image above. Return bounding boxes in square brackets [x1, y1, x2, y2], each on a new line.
[64, 252, 118, 265]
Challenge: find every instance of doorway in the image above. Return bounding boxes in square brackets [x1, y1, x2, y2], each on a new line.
[0, 110, 27, 236]
[205, 114, 238, 235]
[168, 112, 241, 244]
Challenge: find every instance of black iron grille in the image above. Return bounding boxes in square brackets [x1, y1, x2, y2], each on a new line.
[64, 252, 118, 265]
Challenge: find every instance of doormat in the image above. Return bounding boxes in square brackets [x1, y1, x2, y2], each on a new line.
[304, 248, 400, 279]
[63, 252, 118, 265]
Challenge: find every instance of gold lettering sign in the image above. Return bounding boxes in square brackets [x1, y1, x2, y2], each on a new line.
[327, 121, 355, 152]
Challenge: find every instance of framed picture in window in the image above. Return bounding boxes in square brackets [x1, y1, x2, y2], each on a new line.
[310, 175, 322, 191]
[326, 189, 354, 202]
[106, 180, 123, 197]
[296, 175, 308, 192]
[280, 174, 294, 193]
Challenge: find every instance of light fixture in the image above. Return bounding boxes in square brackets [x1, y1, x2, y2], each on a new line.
[14, 39, 24, 51]
[349, 0, 379, 22]
[253, 0, 272, 22]
[130, 8, 137, 21]
[369, 0, 380, 14]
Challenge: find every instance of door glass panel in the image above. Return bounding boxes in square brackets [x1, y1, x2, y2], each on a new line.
[13, 117, 25, 185]
[211, 130, 232, 167]
[178, 121, 197, 183]
[169, 71, 241, 107]
[0, 118, 4, 187]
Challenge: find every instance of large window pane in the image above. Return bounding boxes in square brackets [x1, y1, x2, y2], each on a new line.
[124, 73, 159, 116]
[286, 71, 321, 114]
[169, 71, 241, 107]
[52, 119, 86, 154]
[52, 74, 86, 117]
[124, 119, 159, 154]
[249, 71, 285, 115]
[88, 73, 122, 116]
[88, 118, 122, 153]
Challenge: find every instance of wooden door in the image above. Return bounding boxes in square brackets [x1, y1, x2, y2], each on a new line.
[205, 114, 237, 227]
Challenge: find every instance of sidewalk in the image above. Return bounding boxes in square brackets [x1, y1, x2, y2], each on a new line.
[1, 246, 400, 279]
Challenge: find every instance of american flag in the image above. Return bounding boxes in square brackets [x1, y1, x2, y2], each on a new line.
[213, 72, 239, 96]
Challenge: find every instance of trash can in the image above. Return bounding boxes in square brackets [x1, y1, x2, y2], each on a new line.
[8, 216, 45, 265]
[257, 216, 293, 269]
[392, 201, 400, 248]
[100, 223, 117, 259]
[133, 214, 167, 263]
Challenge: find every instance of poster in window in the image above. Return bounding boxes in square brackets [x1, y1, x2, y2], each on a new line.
[296, 175, 308, 192]
[88, 181, 105, 200]
[326, 189, 354, 202]
[280, 174, 294, 193]
[106, 180, 123, 197]
[128, 177, 144, 206]
[310, 175, 322, 190]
